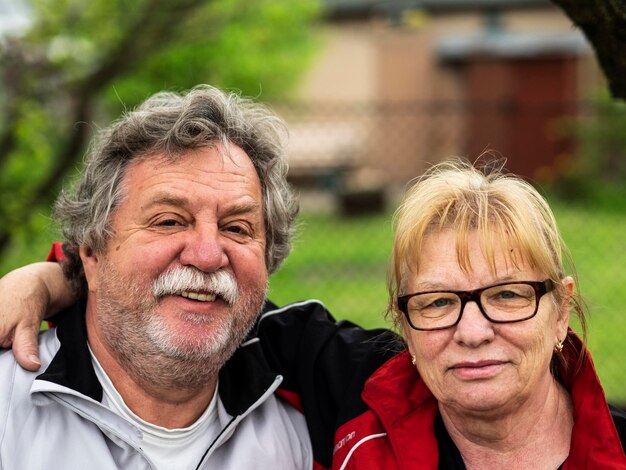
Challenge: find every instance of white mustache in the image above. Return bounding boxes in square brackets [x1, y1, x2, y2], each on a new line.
[152, 267, 238, 305]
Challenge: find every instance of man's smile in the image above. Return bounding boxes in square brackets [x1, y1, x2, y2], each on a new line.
[177, 290, 218, 302]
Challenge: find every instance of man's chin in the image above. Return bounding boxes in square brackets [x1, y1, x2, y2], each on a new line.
[156, 295, 232, 320]
[146, 315, 236, 361]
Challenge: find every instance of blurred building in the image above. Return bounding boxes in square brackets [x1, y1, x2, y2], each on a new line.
[279, 0, 601, 207]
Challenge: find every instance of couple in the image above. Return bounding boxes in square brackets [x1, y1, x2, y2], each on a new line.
[0, 85, 624, 469]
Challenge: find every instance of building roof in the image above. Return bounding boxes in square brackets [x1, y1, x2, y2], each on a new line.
[325, 0, 553, 20]
[437, 30, 590, 60]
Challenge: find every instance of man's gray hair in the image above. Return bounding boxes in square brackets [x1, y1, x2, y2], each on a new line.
[55, 85, 298, 293]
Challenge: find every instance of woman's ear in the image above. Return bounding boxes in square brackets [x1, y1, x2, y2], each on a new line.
[397, 318, 415, 356]
[79, 245, 100, 293]
[556, 276, 575, 339]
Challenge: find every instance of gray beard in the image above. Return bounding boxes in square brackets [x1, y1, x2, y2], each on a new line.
[94, 263, 266, 392]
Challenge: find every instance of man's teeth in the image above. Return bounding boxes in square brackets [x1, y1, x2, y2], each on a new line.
[178, 291, 217, 302]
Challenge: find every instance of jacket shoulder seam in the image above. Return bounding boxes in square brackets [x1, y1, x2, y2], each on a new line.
[259, 299, 327, 323]
[337, 432, 387, 470]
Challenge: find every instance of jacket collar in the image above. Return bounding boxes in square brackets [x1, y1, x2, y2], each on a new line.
[37, 300, 102, 401]
[362, 350, 440, 468]
[560, 333, 626, 468]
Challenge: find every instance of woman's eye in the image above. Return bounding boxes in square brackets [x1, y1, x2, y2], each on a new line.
[412, 296, 452, 312]
[494, 290, 524, 300]
[431, 298, 451, 308]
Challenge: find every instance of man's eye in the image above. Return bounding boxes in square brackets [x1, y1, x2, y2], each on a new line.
[157, 219, 182, 227]
[225, 224, 251, 236]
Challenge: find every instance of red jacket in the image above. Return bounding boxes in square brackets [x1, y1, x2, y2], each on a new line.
[332, 335, 626, 469]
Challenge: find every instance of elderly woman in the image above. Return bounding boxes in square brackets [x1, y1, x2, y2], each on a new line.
[330, 159, 626, 469]
[1, 159, 624, 469]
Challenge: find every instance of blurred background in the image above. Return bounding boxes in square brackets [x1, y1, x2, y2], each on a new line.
[0, 0, 624, 404]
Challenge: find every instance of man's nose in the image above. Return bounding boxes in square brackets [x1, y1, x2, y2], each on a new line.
[179, 223, 228, 272]
[452, 300, 495, 347]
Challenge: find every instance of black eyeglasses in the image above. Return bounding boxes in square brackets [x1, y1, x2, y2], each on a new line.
[397, 280, 555, 331]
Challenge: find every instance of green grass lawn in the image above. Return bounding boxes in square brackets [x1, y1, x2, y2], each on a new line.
[269, 203, 626, 405]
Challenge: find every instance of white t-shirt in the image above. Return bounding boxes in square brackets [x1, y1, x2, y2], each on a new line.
[90, 349, 220, 470]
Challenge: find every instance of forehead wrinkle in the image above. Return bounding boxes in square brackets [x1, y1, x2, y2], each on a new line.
[138, 145, 255, 180]
[131, 161, 256, 196]
[120, 147, 262, 219]
[407, 234, 538, 294]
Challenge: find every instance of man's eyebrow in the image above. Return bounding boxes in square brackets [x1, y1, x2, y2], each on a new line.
[144, 194, 189, 209]
[223, 200, 263, 218]
[143, 193, 262, 217]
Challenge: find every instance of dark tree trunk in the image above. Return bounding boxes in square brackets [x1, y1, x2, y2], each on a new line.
[552, 0, 626, 100]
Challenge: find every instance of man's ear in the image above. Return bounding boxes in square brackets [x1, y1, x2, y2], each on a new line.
[79, 246, 100, 293]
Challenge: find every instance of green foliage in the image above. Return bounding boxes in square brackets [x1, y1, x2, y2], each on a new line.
[0, 0, 321, 275]
[577, 89, 626, 181]
[102, 0, 321, 108]
[548, 88, 626, 201]
[0, 103, 58, 235]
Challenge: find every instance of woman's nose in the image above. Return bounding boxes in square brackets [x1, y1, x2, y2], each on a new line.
[452, 300, 496, 347]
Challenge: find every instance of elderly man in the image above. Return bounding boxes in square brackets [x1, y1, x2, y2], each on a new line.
[0, 86, 317, 469]
[0, 86, 398, 470]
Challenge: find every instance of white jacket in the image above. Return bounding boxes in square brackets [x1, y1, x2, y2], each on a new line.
[0, 303, 312, 470]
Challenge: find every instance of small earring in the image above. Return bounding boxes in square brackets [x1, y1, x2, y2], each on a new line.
[411, 354, 417, 366]
[554, 340, 564, 353]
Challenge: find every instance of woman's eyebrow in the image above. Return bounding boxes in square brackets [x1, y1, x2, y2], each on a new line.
[411, 274, 530, 292]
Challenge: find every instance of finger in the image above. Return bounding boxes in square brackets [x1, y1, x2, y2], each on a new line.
[12, 322, 42, 371]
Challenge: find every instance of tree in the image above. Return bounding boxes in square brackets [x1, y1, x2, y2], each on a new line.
[546, 0, 626, 201]
[0, 0, 320, 272]
[551, 0, 626, 100]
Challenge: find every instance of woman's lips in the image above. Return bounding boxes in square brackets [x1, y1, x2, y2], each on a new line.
[449, 360, 508, 380]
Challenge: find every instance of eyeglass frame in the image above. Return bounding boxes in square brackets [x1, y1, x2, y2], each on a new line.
[396, 279, 555, 331]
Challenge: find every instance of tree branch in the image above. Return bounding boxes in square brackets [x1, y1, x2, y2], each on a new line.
[551, 0, 626, 100]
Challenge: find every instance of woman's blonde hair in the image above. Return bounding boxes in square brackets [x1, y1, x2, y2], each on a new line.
[387, 158, 586, 367]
